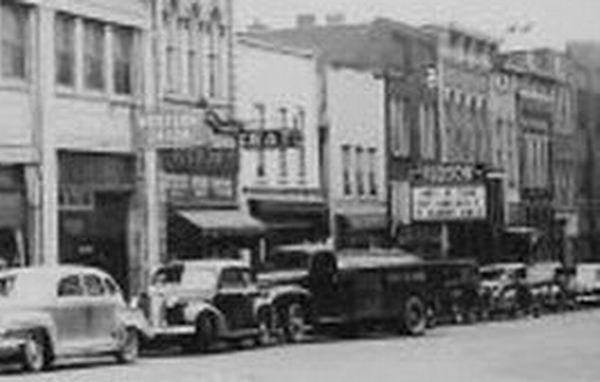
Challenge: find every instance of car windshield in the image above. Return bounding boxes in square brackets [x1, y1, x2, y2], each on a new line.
[480, 269, 504, 281]
[264, 250, 310, 271]
[152, 264, 218, 290]
[0, 275, 16, 297]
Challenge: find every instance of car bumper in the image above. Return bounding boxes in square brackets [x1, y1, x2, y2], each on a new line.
[0, 337, 25, 359]
[148, 325, 196, 340]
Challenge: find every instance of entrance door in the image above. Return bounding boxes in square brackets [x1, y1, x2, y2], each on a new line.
[93, 193, 130, 298]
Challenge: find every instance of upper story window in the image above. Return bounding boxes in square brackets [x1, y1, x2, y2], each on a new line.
[83, 19, 105, 91]
[342, 145, 352, 196]
[356, 146, 365, 196]
[1, 0, 29, 80]
[113, 26, 134, 95]
[55, 13, 76, 87]
[368, 148, 377, 196]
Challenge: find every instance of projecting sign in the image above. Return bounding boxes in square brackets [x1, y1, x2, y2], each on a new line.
[240, 129, 303, 149]
[412, 185, 487, 222]
[137, 109, 237, 148]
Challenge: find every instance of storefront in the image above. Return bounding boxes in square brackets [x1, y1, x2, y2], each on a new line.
[57, 151, 135, 294]
[0, 166, 27, 268]
[246, 189, 329, 252]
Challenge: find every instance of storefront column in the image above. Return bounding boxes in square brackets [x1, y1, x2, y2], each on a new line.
[38, 5, 59, 266]
[145, 149, 160, 284]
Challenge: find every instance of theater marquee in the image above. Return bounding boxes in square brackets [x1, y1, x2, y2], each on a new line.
[412, 185, 487, 222]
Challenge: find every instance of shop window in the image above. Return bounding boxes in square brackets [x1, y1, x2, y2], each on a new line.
[342, 145, 352, 196]
[113, 26, 134, 95]
[55, 13, 75, 87]
[83, 19, 105, 91]
[1, 0, 28, 80]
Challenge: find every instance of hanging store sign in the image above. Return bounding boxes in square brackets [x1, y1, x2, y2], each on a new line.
[160, 146, 238, 177]
[412, 185, 487, 222]
[137, 109, 238, 149]
[240, 129, 303, 150]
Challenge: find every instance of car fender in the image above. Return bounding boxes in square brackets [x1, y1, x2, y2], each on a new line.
[183, 301, 227, 334]
[1, 310, 57, 350]
[264, 285, 312, 311]
[117, 307, 152, 340]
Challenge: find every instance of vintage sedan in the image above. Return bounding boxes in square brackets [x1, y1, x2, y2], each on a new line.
[135, 260, 276, 351]
[0, 265, 148, 372]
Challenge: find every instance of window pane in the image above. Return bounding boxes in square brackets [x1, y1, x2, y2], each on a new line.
[84, 20, 105, 90]
[55, 13, 75, 86]
[1, 2, 27, 79]
[113, 26, 134, 94]
[58, 275, 83, 297]
[83, 274, 105, 297]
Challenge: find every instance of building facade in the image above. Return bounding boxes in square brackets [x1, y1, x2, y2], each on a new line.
[0, 0, 148, 296]
[422, 24, 502, 262]
[235, 36, 328, 253]
[499, 50, 561, 262]
[140, 0, 250, 283]
[568, 42, 600, 262]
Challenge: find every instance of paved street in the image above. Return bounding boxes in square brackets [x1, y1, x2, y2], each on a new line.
[2, 309, 600, 382]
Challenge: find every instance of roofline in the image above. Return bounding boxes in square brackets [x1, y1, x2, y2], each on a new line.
[422, 22, 501, 45]
[236, 33, 318, 59]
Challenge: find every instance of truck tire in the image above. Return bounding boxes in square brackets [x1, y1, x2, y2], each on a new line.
[403, 296, 426, 336]
[187, 315, 217, 353]
[283, 303, 308, 343]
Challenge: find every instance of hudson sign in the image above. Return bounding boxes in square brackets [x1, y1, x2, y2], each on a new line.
[410, 163, 487, 222]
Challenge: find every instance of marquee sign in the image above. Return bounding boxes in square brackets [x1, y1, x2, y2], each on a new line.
[410, 163, 484, 185]
[412, 185, 487, 222]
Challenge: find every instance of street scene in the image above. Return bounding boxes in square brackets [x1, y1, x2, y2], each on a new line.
[1, 0, 600, 380]
[1, 309, 599, 382]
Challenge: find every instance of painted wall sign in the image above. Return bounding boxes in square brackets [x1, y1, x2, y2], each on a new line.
[412, 185, 487, 222]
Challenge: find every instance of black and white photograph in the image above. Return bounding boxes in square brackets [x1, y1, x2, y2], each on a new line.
[0, 0, 599, 380]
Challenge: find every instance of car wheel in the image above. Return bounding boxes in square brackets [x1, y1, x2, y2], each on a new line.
[21, 331, 48, 372]
[191, 315, 217, 352]
[255, 309, 273, 347]
[284, 303, 308, 343]
[403, 296, 426, 336]
[116, 328, 139, 364]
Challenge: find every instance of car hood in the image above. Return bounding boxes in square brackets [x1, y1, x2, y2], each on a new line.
[145, 284, 214, 302]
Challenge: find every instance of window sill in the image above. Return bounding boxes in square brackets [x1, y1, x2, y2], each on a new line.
[55, 87, 138, 106]
[0, 78, 31, 93]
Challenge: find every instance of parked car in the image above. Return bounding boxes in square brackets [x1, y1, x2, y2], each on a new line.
[0, 266, 148, 373]
[421, 260, 482, 325]
[573, 263, 600, 305]
[479, 262, 533, 317]
[526, 262, 574, 312]
[135, 259, 306, 351]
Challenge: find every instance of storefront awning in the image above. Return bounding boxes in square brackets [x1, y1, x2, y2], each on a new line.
[176, 209, 266, 236]
[340, 213, 388, 232]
